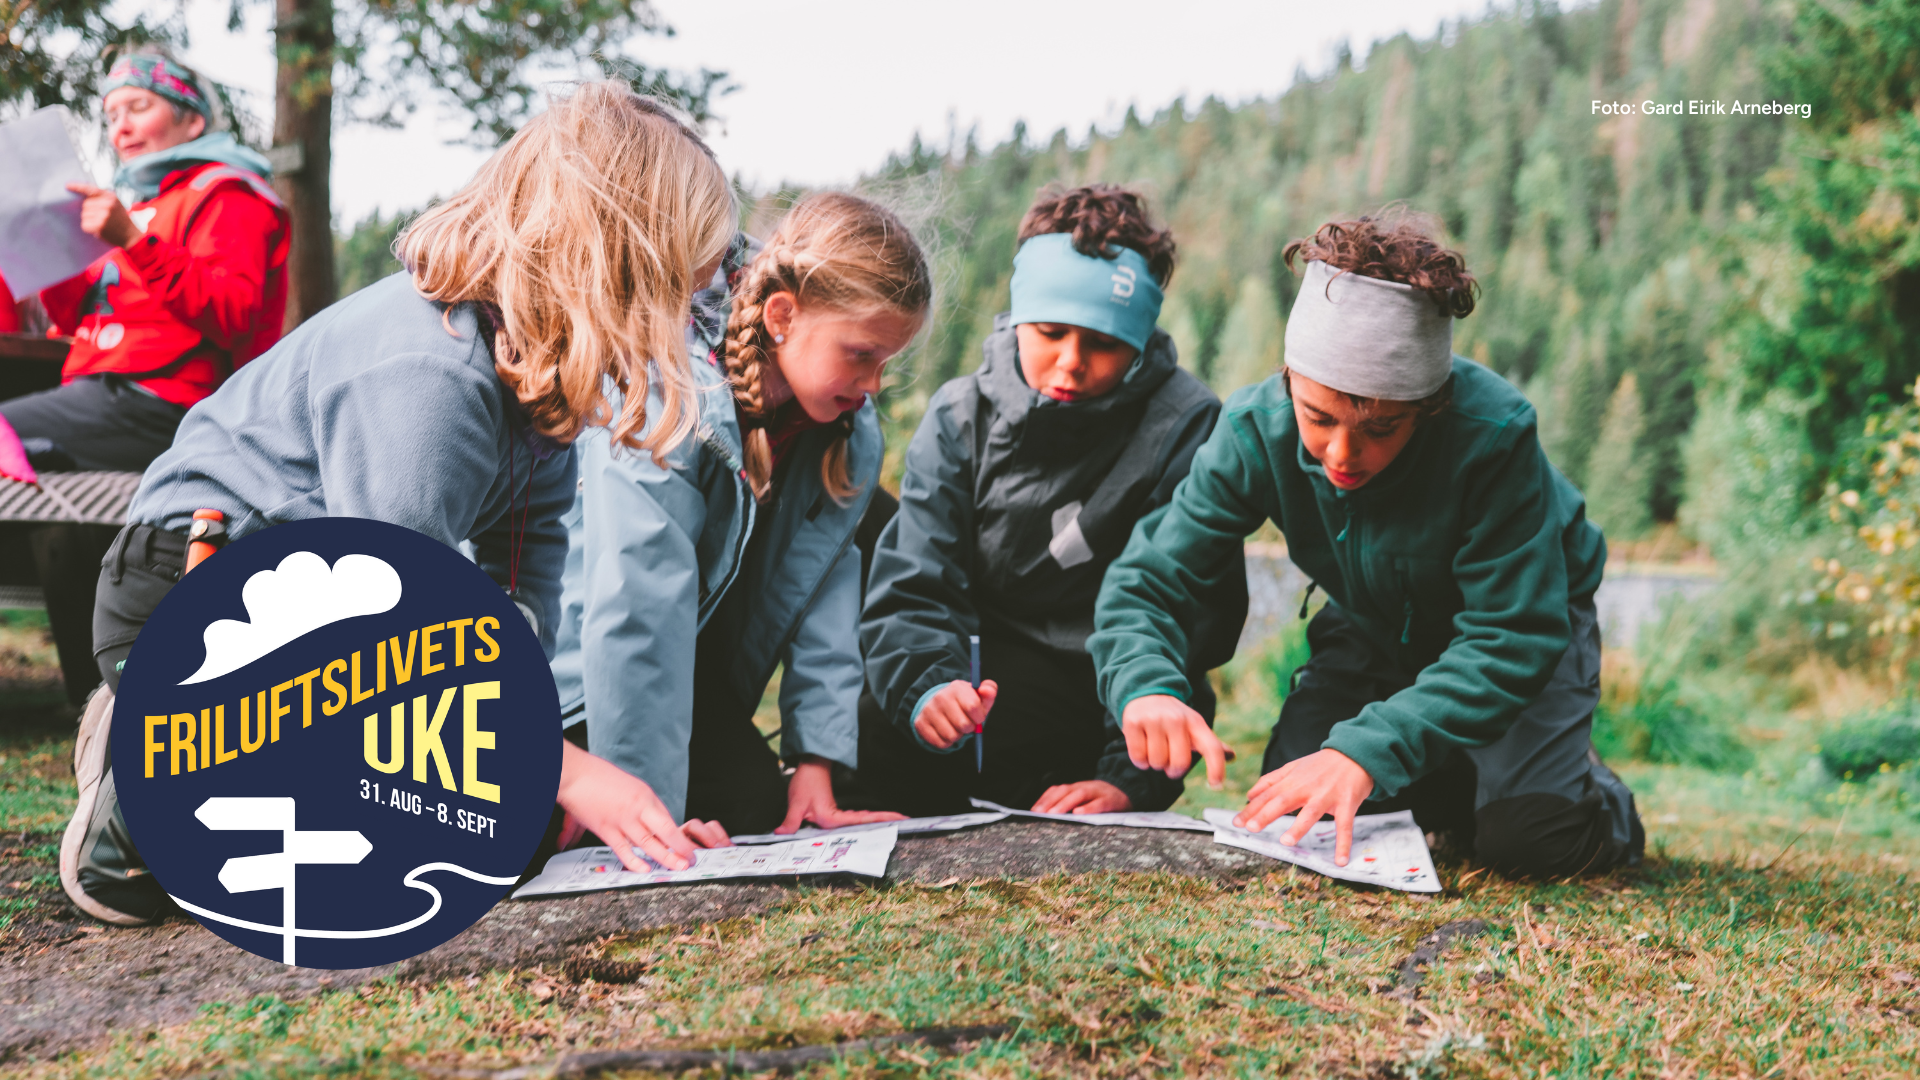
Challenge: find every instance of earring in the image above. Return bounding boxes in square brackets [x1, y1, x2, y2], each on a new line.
[773, 334, 785, 344]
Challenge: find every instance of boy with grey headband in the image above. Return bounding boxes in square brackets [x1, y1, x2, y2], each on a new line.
[1092, 214, 1642, 878]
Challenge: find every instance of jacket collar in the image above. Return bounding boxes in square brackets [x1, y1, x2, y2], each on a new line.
[977, 311, 1180, 424]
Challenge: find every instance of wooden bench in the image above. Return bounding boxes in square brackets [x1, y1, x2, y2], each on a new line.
[0, 473, 141, 704]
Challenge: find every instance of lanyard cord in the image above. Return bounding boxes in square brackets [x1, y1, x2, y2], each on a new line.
[504, 435, 533, 596]
[476, 299, 537, 598]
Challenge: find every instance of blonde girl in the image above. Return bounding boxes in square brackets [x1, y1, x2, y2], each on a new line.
[63, 82, 735, 926]
[552, 192, 931, 849]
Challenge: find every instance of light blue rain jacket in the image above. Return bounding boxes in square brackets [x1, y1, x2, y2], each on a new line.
[549, 360, 882, 820]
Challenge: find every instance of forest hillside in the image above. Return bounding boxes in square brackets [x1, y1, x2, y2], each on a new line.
[843, 0, 1917, 548]
[341, 0, 1919, 578]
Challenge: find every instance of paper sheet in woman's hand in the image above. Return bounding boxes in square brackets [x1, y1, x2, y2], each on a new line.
[0, 106, 113, 296]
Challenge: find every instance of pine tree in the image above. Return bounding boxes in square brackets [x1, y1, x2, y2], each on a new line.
[1584, 373, 1654, 541]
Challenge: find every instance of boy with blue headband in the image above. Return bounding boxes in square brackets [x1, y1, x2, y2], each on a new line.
[853, 185, 1247, 816]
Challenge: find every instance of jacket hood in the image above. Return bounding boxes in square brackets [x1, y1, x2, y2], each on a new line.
[976, 312, 1182, 424]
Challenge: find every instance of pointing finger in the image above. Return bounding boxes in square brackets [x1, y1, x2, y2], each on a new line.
[1280, 797, 1330, 847]
[1192, 719, 1227, 789]
[1332, 803, 1357, 867]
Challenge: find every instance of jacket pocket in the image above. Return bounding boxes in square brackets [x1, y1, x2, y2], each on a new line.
[1392, 554, 1459, 646]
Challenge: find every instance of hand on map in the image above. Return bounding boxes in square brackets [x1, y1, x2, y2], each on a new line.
[556, 739, 726, 872]
[913, 678, 998, 749]
[1031, 779, 1133, 814]
[65, 183, 139, 248]
[1120, 693, 1227, 788]
[777, 758, 907, 834]
[1236, 749, 1375, 866]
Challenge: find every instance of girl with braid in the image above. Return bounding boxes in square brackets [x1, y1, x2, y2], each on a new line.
[550, 192, 930, 842]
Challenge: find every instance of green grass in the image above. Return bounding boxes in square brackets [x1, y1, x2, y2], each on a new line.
[8, 625, 1920, 1077]
[0, 684, 78, 833]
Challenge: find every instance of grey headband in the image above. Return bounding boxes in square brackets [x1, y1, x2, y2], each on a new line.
[1283, 260, 1454, 400]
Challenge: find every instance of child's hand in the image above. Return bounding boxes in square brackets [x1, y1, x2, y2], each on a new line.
[777, 758, 907, 833]
[560, 810, 731, 851]
[913, 678, 999, 749]
[1120, 694, 1226, 788]
[680, 818, 733, 848]
[1031, 780, 1132, 815]
[1235, 749, 1375, 866]
[556, 739, 714, 871]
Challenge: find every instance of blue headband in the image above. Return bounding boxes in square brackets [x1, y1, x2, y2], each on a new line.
[1008, 233, 1164, 352]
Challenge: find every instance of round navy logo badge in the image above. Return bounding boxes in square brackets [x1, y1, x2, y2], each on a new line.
[113, 518, 561, 968]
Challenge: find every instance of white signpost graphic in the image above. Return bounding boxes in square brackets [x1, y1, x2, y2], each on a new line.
[195, 797, 371, 966]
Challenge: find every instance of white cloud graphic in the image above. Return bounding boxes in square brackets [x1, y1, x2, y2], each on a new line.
[179, 552, 403, 685]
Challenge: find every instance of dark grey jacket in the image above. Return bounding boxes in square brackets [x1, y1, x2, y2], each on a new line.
[861, 314, 1248, 808]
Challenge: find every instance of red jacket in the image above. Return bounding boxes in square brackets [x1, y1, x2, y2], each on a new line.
[0, 271, 19, 332]
[40, 162, 289, 409]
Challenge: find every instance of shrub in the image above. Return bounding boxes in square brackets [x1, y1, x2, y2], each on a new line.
[1819, 705, 1920, 780]
[1593, 674, 1749, 772]
[1818, 379, 1920, 670]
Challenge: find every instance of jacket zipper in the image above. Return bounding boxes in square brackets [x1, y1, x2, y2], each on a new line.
[761, 474, 876, 677]
[1399, 565, 1414, 646]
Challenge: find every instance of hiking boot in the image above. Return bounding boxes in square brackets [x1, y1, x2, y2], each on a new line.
[59, 686, 171, 926]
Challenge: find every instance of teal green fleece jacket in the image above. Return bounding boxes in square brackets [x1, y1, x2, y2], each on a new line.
[1088, 358, 1606, 799]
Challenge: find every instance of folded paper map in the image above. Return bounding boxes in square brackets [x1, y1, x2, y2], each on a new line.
[729, 810, 1009, 846]
[513, 825, 898, 898]
[1205, 808, 1441, 893]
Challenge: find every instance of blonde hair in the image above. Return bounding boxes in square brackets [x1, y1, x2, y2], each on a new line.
[400, 81, 734, 461]
[725, 193, 931, 503]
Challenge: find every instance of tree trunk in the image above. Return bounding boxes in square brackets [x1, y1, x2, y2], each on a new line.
[272, 0, 336, 330]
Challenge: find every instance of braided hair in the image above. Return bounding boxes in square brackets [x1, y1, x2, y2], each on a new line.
[724, 193, 931, 502]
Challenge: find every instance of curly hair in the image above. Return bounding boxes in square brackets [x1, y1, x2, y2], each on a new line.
[1281, 210, 1476, 418]
[1282, 211, 1477, 317]
[1017, 183, 1177, 286]
[725, 192, 932, 503]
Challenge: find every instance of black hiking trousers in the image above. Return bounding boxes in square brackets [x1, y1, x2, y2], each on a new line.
[1269, 597, 1644, 878]
[66, 524, 192, 922]
[840, 632, 1212, 817]
[1, 374, 187, 473]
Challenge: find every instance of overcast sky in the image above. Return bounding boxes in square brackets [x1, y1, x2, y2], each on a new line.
[165, 0, 1508, 223]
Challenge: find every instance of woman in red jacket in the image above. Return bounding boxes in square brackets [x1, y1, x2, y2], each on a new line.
[0, 48, 288, 473]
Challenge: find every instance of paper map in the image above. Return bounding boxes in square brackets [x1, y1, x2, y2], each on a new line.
[971, 798, 1214, 833]
[1204, 808, 1441, 893]
[512, 825, 898, 898]
[729, 810, 1009, 846]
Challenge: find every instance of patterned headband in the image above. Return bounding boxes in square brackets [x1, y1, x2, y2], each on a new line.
[104, 54, 209, 117]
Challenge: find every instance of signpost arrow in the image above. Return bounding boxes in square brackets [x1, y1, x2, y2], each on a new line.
[195, 796, 370, 966]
